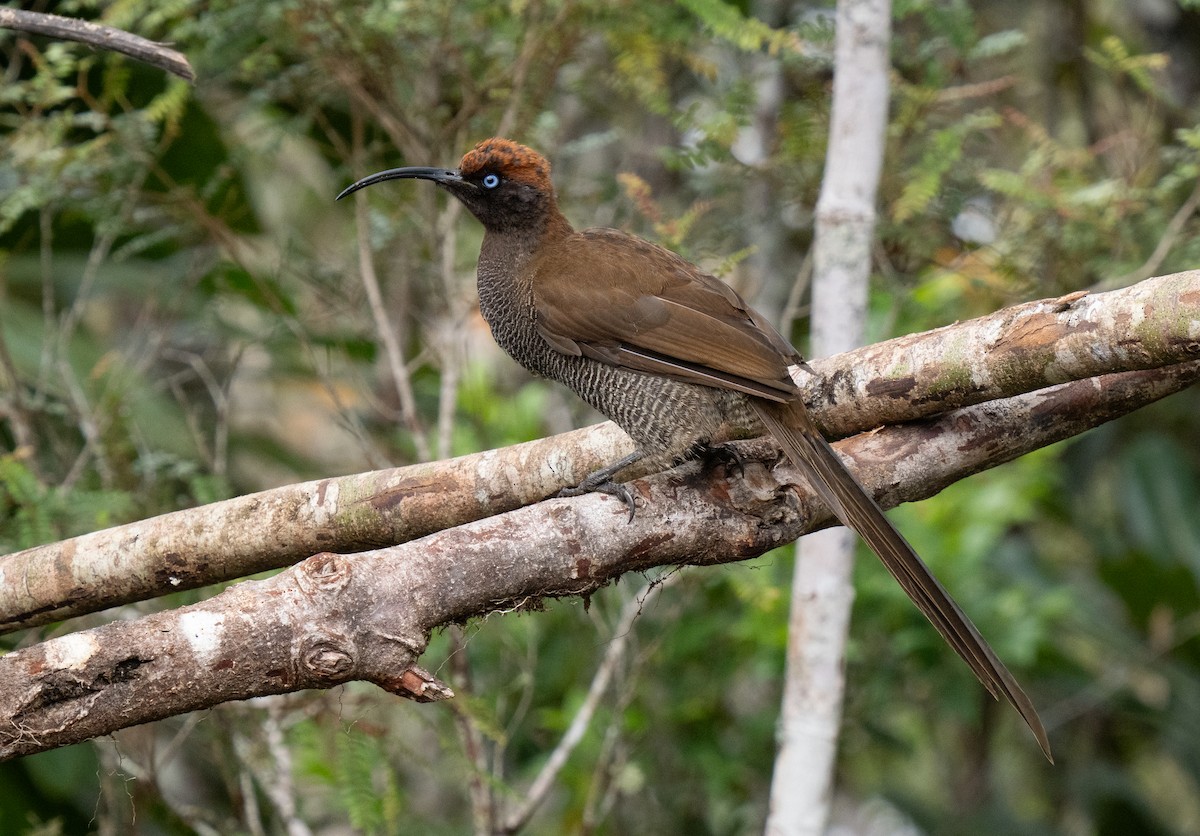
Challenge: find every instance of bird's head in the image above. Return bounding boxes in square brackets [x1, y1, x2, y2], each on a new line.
[337, 138, 558, 233]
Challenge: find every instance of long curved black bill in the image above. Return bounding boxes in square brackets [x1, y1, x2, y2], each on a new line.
[336, 166, 467, 201]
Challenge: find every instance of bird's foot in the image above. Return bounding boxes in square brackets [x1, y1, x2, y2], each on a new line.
[556, 478, 637, 523]
[699, 442, 746, 479]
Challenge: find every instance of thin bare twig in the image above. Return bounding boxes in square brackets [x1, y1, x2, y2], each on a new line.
[0, 318, 41, 476]
[330, 61, 422, 163]
[448, 627, 495, 836]
[777, 246, 813, 338]
[434, 178, 467, 461]
[349, 106, 432, 461]
[502, 575, 679, 834]
[162, 348, 233, 478]
[97, 737, 224, 835]
[54, 223, 125, 490]
[230, 701, 313, 836]
[56, 353, 113, 489]
[232, 732, 267, 836]
[435, 329, 463, 462]
[261, 700, 314, 836]
[37, 206, 55, 392]
[59, 222, 118, 351]
[934, 75, 1017, 103]
[496, 0, 553, 137]
[0, 9, 195, 82]
[1097, 174, 1200, 290]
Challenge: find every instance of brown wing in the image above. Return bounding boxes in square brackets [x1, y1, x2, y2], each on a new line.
[532, 230, 1053, 759]
[531, 228, 802, 401]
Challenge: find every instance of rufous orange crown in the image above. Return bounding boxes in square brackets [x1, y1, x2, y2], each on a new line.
[460, 138, 553, 192]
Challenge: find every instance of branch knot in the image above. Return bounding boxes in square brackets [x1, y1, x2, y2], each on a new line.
[295, 552, 352, 595]
[298, 634, 355, 683]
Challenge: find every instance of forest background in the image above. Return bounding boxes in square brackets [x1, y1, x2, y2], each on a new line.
[2, 0, 1200, 833]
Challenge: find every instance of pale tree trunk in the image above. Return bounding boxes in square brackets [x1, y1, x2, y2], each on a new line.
[768, 1, 891, 833]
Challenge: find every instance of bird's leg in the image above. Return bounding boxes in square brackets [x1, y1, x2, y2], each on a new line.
[555, 450, 645, 522]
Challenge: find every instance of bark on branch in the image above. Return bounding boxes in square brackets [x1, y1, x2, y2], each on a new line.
[803, 270, 1200, 436]
[0, 9, 195, 82]
[1, 271, 1196, 634]
[1, 360, 1197, 760]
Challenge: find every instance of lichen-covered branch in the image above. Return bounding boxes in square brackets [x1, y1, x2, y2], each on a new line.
[1, 361, 1196, 761]
[1, 271, 1197, 634]
[0, 424, 633, 634]
[805, 270, 1200, 436]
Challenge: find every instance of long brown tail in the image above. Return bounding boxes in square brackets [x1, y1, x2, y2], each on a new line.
[752, 397, 1052, 762]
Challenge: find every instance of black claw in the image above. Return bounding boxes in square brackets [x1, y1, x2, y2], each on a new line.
[556, 479, 638, 522]
[615, 483, 637, 522]
[700, 442, 746, 478]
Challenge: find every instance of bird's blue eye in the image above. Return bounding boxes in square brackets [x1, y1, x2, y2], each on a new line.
[482, 173, 500, 189]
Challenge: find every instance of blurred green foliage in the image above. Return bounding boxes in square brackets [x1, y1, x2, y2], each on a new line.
[2, 0, 1200, 833]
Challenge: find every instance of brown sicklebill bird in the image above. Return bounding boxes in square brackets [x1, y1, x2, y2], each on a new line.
[338, 138, 1052, 761]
